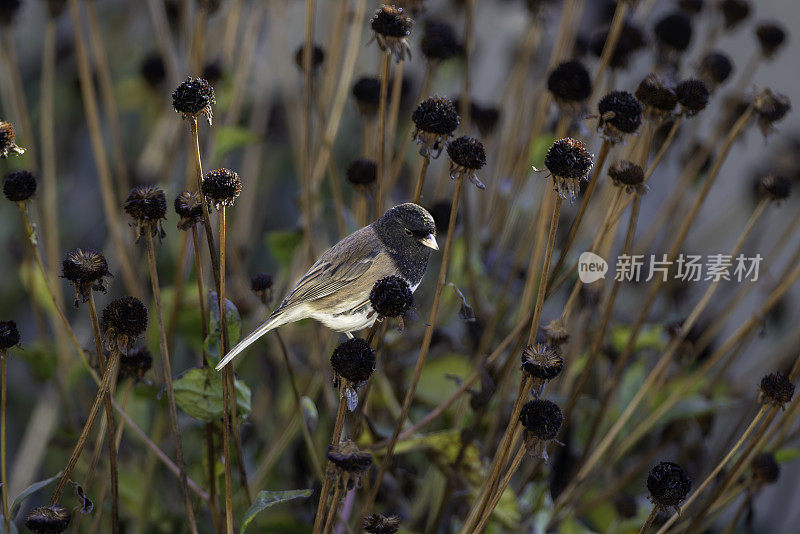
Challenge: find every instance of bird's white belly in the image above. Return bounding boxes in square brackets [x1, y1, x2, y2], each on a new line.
[312, 309, 376, 332]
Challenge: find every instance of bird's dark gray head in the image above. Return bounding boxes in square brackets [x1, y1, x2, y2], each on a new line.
[373, 203, 438, 285]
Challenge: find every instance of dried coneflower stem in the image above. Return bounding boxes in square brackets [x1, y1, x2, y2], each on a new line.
[189, 117, 220, 287]
[312, 395, 348, 534]
[411, 155, 430, 203]
[375, 53, 391, 216]
[87, 293, 119, 533]
[475, 447, 527, 532]
[638, 506, 659, 534]
[0, 350, 8, 534]
[144, 232, 198, 534]
[301, 0, 317, 264]
[359, 175, 465, 525]
[385, 61, 405, 162]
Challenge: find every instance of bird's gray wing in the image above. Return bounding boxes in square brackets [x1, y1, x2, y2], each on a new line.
[275, 226, 394, 310]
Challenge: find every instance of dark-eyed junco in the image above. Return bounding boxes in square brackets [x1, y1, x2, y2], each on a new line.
[216, 203, 438, 370]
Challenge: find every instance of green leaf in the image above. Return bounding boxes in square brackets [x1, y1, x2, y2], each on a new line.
[414, 354, 473, 406]
[239, 489, 312, 533]
[213, 125, 261, 161]
[774, 447, 800, 464]
[173, 367, 251, 422]
[266, 230, 304, 266]
[10, 471, 62, 516]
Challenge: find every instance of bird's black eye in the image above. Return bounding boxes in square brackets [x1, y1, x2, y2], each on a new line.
[404, 228, 413, 236]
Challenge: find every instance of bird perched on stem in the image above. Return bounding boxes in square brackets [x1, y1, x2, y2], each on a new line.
[216, 203, 438, 370]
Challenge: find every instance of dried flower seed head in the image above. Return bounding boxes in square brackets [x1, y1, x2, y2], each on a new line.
[24, 505, 72, 534]
[172, 77, 215, 125]
[447, 136, 486, 189]
[352, 77, 382, 116]
[636, 73, 678, 122]
[174, 190, 203, 230]
[589, 21, 647, 70]
[102, 296, 148, 351]
[614, 494, 638, 519]
[543, 137, 593, 201]
[754, 88, 791, 137]
[519, 399, 563, 458]
[412, 96, 460, 158]
[521, 343, 564, 381]
[369, 276, 413, 319]
[3, 169, 36, 202]
[327, 440, 373, 490]
[760, 372, 794, 408]
[547, 60, 592, 115]
[196, 0, 221, 13]
[471, 102, 500, 137]
[654, 11, 692, 52]
[46, 0, 68, 19]
[544, 318, 570, 347]
[0, 121, 24, 158]
[751, 452, 780, 485]
[647, 462, 691, 511]
[719, 0, 750, 30]
[250, 272, 274, 305]
[675, 79, 710, 116]
[118, 346, 153, 382]
[362, 513, 401, 534]
[608, 160, 647, 196]
[757, 174, 791, 202]
[330, 337, 375, 386]
[346, 159, 377, 190]
[597, 90, 643, 142]
[0, 320, 20, 350]
[293, 43, 325, 72]
[123, 185, 167, 241]
[140, 53, 166, 88]
[370, 5, 413, 62]
[697, 51, 733, 91]
[756, 22, 787, 59]
[421, 20, 461, 62]
[678, 0, 703, 14]
[61, 248, 112, 306]
[0, 0, 21, 26]
[202, 168, 242, 209]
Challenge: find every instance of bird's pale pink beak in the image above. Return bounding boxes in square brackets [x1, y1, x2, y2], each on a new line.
[420, 233, 439, 250]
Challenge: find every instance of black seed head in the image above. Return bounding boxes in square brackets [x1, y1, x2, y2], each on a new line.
[124, 185, 167, 223]
[518, 399, 564, 441]
[654, 11, 693, 52]
[675, 79, 710, 115]
[751, 452, 780, 484]
[250, 273, 273, 293]
[346, 159, 377, 188]
[521, 343, 563, 381]
[547, 60, 592, 103]
[678, 0, 704, 14]
[608, 160, 645, 187]
[362, 513, 401, 534]
[697, 51, 733, 89]
[174, 190, 203, 230]
[719, 0, 750, 30]
[647, 462, 691, 509]
[0, 320, 20, 350]
[421, 20, 461, 61]
[294, 43, 325, 72]
[0, 120, 24, 158]
[636, 73, 678, 115]
[757, 174, 791, 201]
[24, 505, 72, 534]
[544, 138, 593, 180]
[447, 136, 486, 171]
[352, 77, 382, 116]
[202, 168, 242, 209]
[3, 169, 36, 202]
[760, 372, 794, 408]
[46, 0, 68, 18]
[102, 296, 148, 339]
[172, 77, 215, 123]
[598, 90, 643, 139]
[61, 249, 111, 305]
[471, 103, 500, 136]
[369, 276, 414, 318]
[327, 440, 373, 473]
[140, 53, 166, 88]
[330, 338, 376, 385]
[756, 22, 787, 59]
[589, 21, 647, 70]
[371, 5, 413, 38]
[754, 89, 791, 135]
[412, 96, 460, 135]
[118, 346, 153, 382]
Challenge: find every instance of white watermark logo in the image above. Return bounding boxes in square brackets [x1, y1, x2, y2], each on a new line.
[578, 252, 609, 283]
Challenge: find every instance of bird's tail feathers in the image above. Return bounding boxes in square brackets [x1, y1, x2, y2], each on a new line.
[215, 312, 285, 370]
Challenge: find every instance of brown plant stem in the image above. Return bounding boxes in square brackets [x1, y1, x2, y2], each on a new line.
[412, 156, 431, 204]
[375, 53, 391, 217]
[189, 118, 221, 288]
[639, 505, 659, 534]
[87, 293, 119, 533]
[313, 396, 348, 534]
[474, 447, 527, 533]
[591, 0, 629, 101]
[1, 351, 7, 533]
[144, 232, 198, 534]
[301, 0, 317, 265]
[358, 175, 465, 527]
